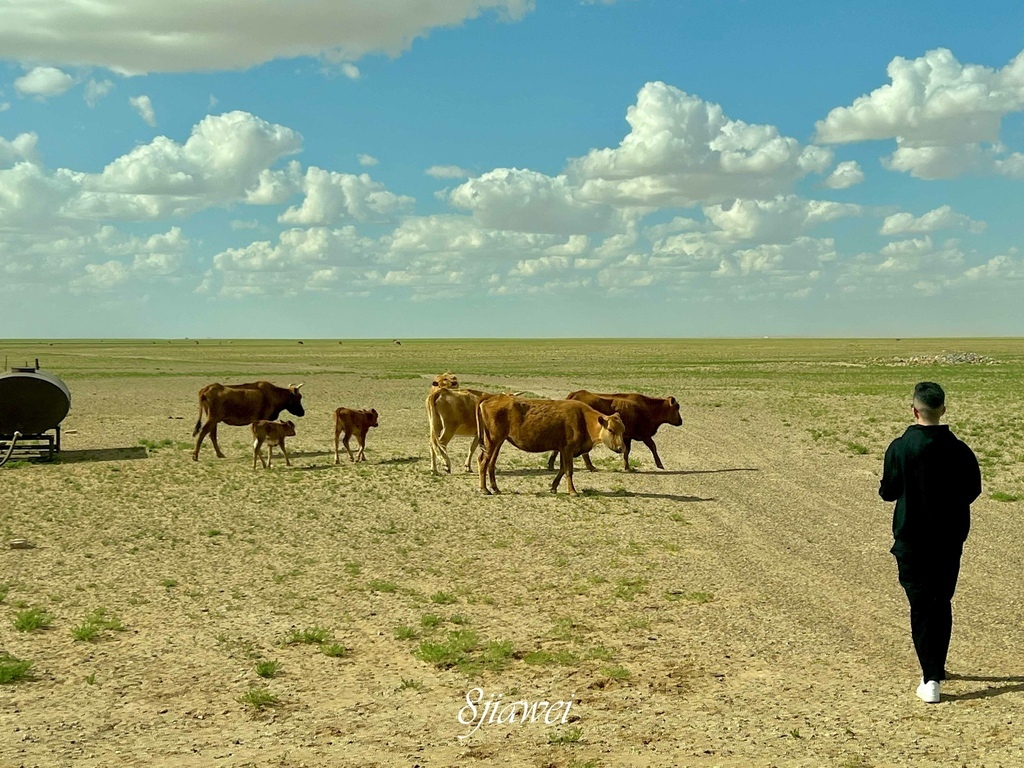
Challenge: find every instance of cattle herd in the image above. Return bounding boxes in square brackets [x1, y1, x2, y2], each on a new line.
[192, 373, 683, 495]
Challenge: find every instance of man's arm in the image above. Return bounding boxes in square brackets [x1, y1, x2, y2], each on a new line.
[879, 440, 902, 501]
[962, 442, 982, 505]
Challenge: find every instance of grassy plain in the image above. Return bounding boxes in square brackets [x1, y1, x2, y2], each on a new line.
[1, 338, 1023, 767]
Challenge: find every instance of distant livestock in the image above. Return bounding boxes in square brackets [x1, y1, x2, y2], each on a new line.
[193, 381, 305, 460]
[477, 395, 626, 496]
[547, 391, 681, 472]
[252, 420, 296, 469]
[334, 407, 379, 463]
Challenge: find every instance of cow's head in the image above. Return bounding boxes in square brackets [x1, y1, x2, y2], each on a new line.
[367, 408, 379, 428]
[431, 372, 459, 389]
[664, 396, 683, 426]
[598, 413, 627, 454]
[280, 420, 297, 437]
[286, 383, 305, 417]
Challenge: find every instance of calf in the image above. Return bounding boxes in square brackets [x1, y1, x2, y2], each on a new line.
[477, 395, 626, 496]
[252, 419, 296, 469]
[547, 391, 682, 472]
[334, 407, 379, 463]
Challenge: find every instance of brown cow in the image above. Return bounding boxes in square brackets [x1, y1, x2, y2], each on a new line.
[252, 419, 296, 469]
[546, 391, 682, 472]
[334, 407, 379, 463]
[426, 372, 488, 475]
[477, 395, 626, 496]
[193, 381, 304, 460]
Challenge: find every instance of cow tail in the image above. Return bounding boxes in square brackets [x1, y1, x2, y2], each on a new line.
[426, 388, 444, 458]
[193, 393, 207, 436]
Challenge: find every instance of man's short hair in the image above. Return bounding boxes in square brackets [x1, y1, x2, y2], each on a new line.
[914, 381, 945, 411]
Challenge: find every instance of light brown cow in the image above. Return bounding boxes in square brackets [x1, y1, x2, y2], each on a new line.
[252, 419, 296, 469]
[425, 372, 488, 475]
[546, 390, 682, 472]
[476, 395, 626, 496]
[334, 407, 379, 463]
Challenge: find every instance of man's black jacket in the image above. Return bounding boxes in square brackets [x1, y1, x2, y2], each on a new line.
[880, 424, 981, 554]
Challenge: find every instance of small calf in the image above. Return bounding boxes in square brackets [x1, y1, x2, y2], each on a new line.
[252, 419, 296, 469]
[334, 407, 379, 464]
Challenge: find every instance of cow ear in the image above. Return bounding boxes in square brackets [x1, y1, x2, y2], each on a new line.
[597, 415, 608, 427]
[669, 396, 678, 406]
[371, 408, 378, 415]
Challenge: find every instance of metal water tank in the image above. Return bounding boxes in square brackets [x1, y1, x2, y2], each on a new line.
[0, 364, 72, 440]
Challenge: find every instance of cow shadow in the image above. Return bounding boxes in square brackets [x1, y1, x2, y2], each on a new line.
[633, 468, 760, 476]
[496, 467, 553, 477]
[379, 456, 423, 465]
[942, 673, 1024, 702]
[288, 450, 335, 459]
[578, 490, 714, 502]
[58, 447, 149, 463]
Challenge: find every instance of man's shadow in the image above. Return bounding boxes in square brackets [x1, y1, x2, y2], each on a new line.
[942, 673, 1024, 701]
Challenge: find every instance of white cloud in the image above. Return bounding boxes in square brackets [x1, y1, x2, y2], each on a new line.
[130, 95, 157, 127]
[449, 167, 616, 234]
[879, 205, 985, 236]
[14, 67, 75, 98]
[882, 140, 1024, 179]
[570, 82, 832, 207]
[701, 196, 861, 243]
[0, 1, 535, 74]
[426, 165, 471, 179]
[84, 79, 114, 107]
[0, 133, 39, 167]
[357, 154, 378, 166]
[816, 48, 1024, 145]
[0, 103, 9, 112]
[279, 167, 414, 225]
[823, 160, 864, 189]
[341, 63, 361, 80]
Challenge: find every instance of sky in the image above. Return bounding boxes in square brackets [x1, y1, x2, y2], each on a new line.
[1, 0, 1023, 338]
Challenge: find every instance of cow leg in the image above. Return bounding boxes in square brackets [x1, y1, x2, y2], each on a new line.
[582, 451, 598, 472]
[642, 437, 665, 469]
[564, 449, 580, 495]
[280, 440, 291, 467]
[437, 428, 454, 474]
[464, 435, 479, 472]
[334, 426, 341, 465]
[546, 450, 558, 471]
[622, 438, 634, 471]
[550, 449, 568, 493]
[254, 437, 267, 469]
[478, 443, 490, 494]
[193, 420, 216, 461]
[487, 443, 501, 494]
[343, 433, 356, 462]
[267, 444, 274, 468]
[209, 424, 226, 459]
[356, 433, 366, 462]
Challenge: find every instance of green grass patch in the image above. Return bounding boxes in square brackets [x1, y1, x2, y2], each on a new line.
[320, 643, 349, 658]
[0, 653, 35, 684]
[367, 579, 398, 593]
[990, 491, 1021, 502]
[285, 626, 331, 645]
[71, 607, 125, 642]
[430, 591, 458, 605]
[237, 687, 279, 712]
[255, 660, 281, 679]
[14, 607, 52, 632]
[549, 726, 583, 744]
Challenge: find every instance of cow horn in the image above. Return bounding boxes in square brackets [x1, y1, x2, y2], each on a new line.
[294, 383, 304, 390]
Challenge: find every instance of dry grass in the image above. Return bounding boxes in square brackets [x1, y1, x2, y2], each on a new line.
[1, 338, 1022, 766]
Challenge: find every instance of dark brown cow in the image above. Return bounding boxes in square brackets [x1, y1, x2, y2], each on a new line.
[477, 395, 626, 496]
[334, 407, 379, 463]
[546, 391, 682, 472]
[192, 381, 304, 460]
[252, 420, 296, 469]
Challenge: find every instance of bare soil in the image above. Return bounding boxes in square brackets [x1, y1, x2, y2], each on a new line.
[2, 340, 1023, 767]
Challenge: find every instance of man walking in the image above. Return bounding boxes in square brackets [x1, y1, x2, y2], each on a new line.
[880, 381, 981, 703]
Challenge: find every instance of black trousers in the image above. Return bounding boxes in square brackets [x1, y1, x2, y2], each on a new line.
[894, 546, 963, 683]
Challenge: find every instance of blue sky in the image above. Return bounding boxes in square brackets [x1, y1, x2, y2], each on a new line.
[1, 0, 1023, 337]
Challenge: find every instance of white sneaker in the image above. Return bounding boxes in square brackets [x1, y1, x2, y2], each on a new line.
[916, 679, 940, 703]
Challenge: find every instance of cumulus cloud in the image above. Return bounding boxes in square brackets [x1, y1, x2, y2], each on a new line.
[700, 196, 861, 243]
[449, 167, 617, 234]
[341, 63, 361, 80]
[130, 95, 157, 126]
[0, 133, 39, 167]
[0, 1, 535, 74]
[823, 160, 864, 189]
[84, 79, 114, 107]
[279, 167, 414, 225]
[357, 154, 378, 166]
[426, 165, 470, 179]
[570, 82, 832, 207]
[816, 48, 1024, 145]
[14, 67, 75, 98]
[879, 205, 985, 236]
[882, 140, 1024, 179]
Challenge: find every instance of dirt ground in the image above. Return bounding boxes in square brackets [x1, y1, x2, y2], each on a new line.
[1, 340, 1023, 767]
